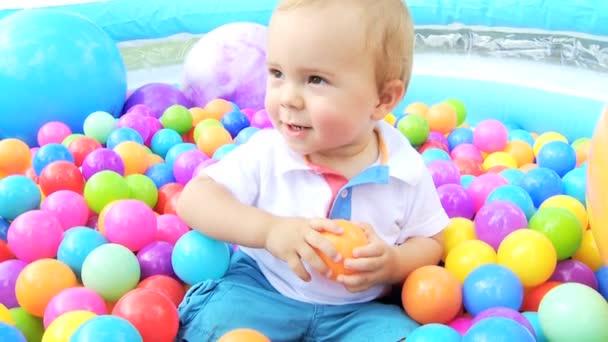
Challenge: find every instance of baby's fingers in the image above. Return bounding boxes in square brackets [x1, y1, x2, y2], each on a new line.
[286, 253, 311, 282]
[309, 218, 343, 235]
[305, 229, 341, 263]
[297, 242, 332, 278]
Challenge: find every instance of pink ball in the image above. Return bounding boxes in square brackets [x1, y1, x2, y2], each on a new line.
[102, 199, 157, 251]
[118, 113, 151, 142]
[145, 116, 164, 146]
[467, 173, 509, 212]
[250, 109, 273, 129]
[173, 149, 208, 185]
[7, 210, 64, 262]
[241, 108, 256, 121]
[126, 104, 154, 117]
[471, 307, 536, 338]
[156, 214, 190, 245]
[37, 121, 72, 146]
[451, 143, 483, 162]
[448, 316, 473, 335]
[41, 190, 89, 230]
[473, 119, 509, 153]
[43, 287, 107, 328]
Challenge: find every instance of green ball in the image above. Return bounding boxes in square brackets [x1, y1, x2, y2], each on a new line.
[81, 243, 141, 302]
[126, 174, 158, 209]
[193, 119, 223, 142]
[83, 111, 117, 144]
[9, 308, 44, 342]
[444, 98, 467, 126]
[539, 282, 608, 342]
[160, 105, 193, 135]
[529, 207, 582, 260]
[83, 170, 131, 214]
[61, 133, 86, 147]
[397, 114, 430, 146]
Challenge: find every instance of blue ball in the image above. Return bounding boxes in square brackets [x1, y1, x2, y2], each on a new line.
[461, 175, 476, 189]
[32, 143, 75, 175]
[234, 127, 260, 145]
[500, 168, 524, 185]
[596, 266, 608, 301]
[0, 175, 41, 220]
[486, 185, 536, 220]
[172, 230, 231, 285]
[213, 143, 238, 160]
[518, 167, 563, 208]
[145, 163, 176, 189]
[422, 148, 451, 165]
[562, 167, 586, 206]
[164, 143, 197, 168]
[105, 127, 144, 150]
[463, 317, 535, 342]
[150, 129, 184, 159]
[0, 323, 26, 342]
[71, 315, 143, 342]
[536, 141, 577, 177]
[0, 217, 9, 241]
[509, 129, 535, 146]
[0, 9, 126, 146]
[448, 127, 474, 150]
[221, 110, 250, 138]
[57, 227, 108, 278]
[408, 324, 461, 342]
[522, 312, 549, 342]
[463, 263, 524, 316]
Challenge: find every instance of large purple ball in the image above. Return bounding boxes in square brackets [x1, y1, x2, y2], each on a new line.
[137, 241, 176, 279]
[437, 183, 475, 219]
[123, 83, 192, 118]
[474, 201, 528, 250]
[0, 259, 27, 308]
[181, 22, 268, 110]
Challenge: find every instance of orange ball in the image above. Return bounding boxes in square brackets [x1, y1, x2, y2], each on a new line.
[218, 328, 270, 342]
[147, 153, 164, 167]
[425, 103, 457, 135]
[401, 265, 462, 324]
[155, 183, 184, 214]
[521, 281, 561, 312]
[16, 259, 78, 317]
[204, 99, 233, 120]
[316, 220, 368, 281]
[404, 102, 429, 117]
[113, 141, 149, 175]
[189, 107, 208, 126]
[196, 125, 233, 158]
[504, 140, 535, 167]
[575, 140, 591, 166]
[0, 138, 31, 176]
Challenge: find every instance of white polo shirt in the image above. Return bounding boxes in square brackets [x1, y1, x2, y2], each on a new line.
[203, 121, 449, 305]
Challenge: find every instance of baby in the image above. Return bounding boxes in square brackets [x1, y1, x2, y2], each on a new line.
[176, 0, 449, 340]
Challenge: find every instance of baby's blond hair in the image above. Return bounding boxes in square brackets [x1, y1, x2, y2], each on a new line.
[275, 0, 415, 91]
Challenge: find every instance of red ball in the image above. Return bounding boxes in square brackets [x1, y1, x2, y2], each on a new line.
[112, 288, 179, 342]
[38, 161, 85, 195]
[419, 140, 449, 154]
[0, 240, 14, 262]
[521, 281, 562, 312]
[162, 190, 182, 215]
[68, 137, 102, 167]
[453, 158, 483, 176]
[137, 275, 186, 307]
[155, 183, 184, 214]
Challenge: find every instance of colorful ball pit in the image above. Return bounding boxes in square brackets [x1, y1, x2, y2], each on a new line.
[0, 0, 607, 340]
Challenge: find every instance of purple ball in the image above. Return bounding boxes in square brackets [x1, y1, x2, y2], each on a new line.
[145, 116, 163, 146]
[137, 241, 176, 279]
[173, 149, 208, 185]
[428, 131, 449, 148]
[550, 259, 598, 290]
[427, 160, 461, 187]
[81, 148, 125, 180]
[474, 201, 527, 250]
[181, 23, 268, 110]
[250, 109, 273, 129]
[123, 83, 192, 118]
[472, 307, 536, 338]
[241, 108, 256, 120]
[0, 259, 27, 308]
[117, 113, 150, 142]
[437, 183, 475, 219]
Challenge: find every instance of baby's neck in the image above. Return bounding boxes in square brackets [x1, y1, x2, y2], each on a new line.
[307, 132, 379, 179]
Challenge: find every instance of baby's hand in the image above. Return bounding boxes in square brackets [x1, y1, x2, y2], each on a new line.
[264, 217, 343, 282]
[337, 223, 397, 293]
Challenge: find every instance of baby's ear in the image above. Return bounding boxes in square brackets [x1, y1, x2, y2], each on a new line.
[372, 79, 405, 121]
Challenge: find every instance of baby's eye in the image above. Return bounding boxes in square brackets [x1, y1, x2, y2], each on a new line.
[308, 75, 326, 84]
[269, 68, 283, 79]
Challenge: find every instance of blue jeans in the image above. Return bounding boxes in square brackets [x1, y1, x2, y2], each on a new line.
[176, 251, 418, 341]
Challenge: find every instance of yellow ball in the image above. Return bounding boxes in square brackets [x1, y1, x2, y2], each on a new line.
[445, 239, 497, 284]
[443, 218, 476, 260]
[572, 229, 604, 272]
[483, 151, 518, 171]
[0, 303, 14, 326]
[497, 229, 557, 287]
[384, 113, 397, 126]
[540, 195, 588, 233]
[404, 102, 429, 117]
[42, 310, 96, 342]
[533, 131, 568, 156]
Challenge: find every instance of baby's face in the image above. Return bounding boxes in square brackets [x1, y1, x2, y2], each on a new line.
[265, 2, 382, 157]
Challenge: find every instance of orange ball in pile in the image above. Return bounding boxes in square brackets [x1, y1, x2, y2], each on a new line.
[218, 328, 270, 342]
[0, 138, 31, 177]
[316, 220, 368, 281]
[425, 103, 457, 135]
[204, 99, 234, 121]
[196, 125, 233, 158]
[504, 140, 535, 167]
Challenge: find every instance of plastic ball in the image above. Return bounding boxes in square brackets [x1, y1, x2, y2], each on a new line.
[482, 151, 517, 171]
[0, 304, 13, 325]
[486, 184, 535, 220]
[521, 312, 548, 342]
[561, 167, 586, 206]
[313, 220, 368, 280]
[137, 241, 175, 279]
[408, 324, 461, 342]
[0, 217, 8, 241]
[81, 148, 125, 180]
[57, 227, 108, 277]
[497, 229, 557, 287]
[538, 283, 608, 342]
[448, 316, 473, 336]
[235, 126, 261, 145]
[473, 119, 509, 153]
[462, 264, 524, 315]
[71, 315, 143, 342]
[9, 307, 44, 342]
[172, 231, 231, 285]
[125, 174, 158, 209]
[421, 148, 451, 165]
[509, 129, 535, 146]
[0, 260, 27, 308]
[597, 266, 608, 300]
[549, 259, 598, 289]
[164, 143, 198, 168]
[540, 194, 587, 230]
[518, 167, 563, 207]
[7, 210, 63, 262]
[32, 143, 74, 176]
[0, 322, 26, 342]
[38, 160, 85, 196]
[37, 121, 72, 147]
[442, 218, 476, 259]
[533, 131, 568, 156]
[504, 140, 535, 167]
[101, 199, 157, 251]
[437, 184, 475, 219]
[212, 143, 238, 160]
[529, 207, 582, 260]
[15, 259, 78, 317]
[137, 275, 186, 308]
[41, 190, 89, 230]
[156, 214, 190, 245]
[124, 83, 192, 119]
[474, 201, 527, 250]
[467, 173, 509, 212]
[537, 141, 576, 177]
[0, 9, 126, 146]
[173, 149, 208, 184]
[425, 103, 457, 135]
[451, 144, 483, 162]
[397, 114, 430, 146]
[221, 110, 251, 138]
[81, 243, 141, 302]
[0, 241, 13, 263]
[463, 317, 535, 341]
[0, 175, 41, 221]
[447, 127, 473, 150]
[112, 288, 179, 342]
[0, 139, 32, 177]
[218, 328, 271, 342]
[150, 129, 183, 159]
[401, 265, 462, 324]
[471, 307, 535, 338]
[404, 102, 429, 117]
[444, 98, 467, 126]
[113, 141, 148, 176]
[196, 125, 233, 158]
[250, 109, 273, 129]
[453, 158, 483, 176]
[43, 287, 107, 328]
[572, 230, 604, 271]
[445, 240, 496, 284]
[67, 137, 102, 167]
[521, 281, 561, 312]
[105, 127, 144, 150]
[160, 105, 193, 135]
[155, 183, 184, 214]
[83, 170, 131, 214]
[145, 163, 176, 189]
[427, 160, 460, 187]
[117, 113, 151, 142]
[43, 310, 97, 342]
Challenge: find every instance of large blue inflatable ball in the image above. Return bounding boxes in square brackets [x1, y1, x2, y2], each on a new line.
[0, 9, 127, 146]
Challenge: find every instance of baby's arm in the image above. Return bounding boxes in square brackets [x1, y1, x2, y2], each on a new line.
[385, 232, 444, 283]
